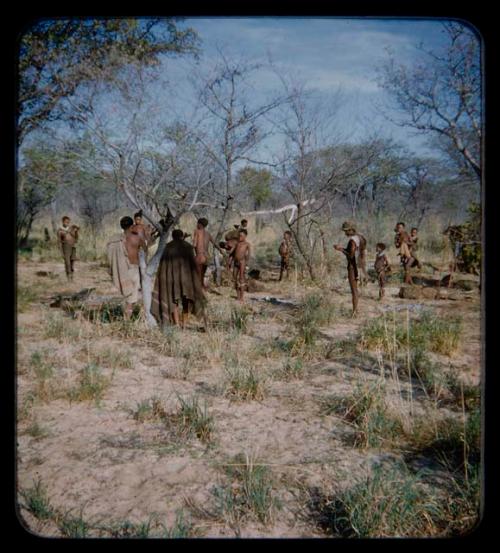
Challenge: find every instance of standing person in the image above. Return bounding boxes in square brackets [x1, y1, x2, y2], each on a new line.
[394, 222, 415, 284]
[57, 216, 79, 281]
[192, 217, 224, 290]
[220, 227, 240, 271]
[374, 242, 391, 300]
[106, 216, 146, 320]
[151, 229, 206, 329]
[229, 228, 251, 303]
[334, 221, 360, 317]
[410, 227, 422, 269]
[278, 230, 293, 281]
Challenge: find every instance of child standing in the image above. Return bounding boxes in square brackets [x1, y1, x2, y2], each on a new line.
[229, 229, 251, 302]
[374, 242, 391, 300]
[278, 230, 293, 281]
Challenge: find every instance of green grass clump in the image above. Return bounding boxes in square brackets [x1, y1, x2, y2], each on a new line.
[444, 372, 481, 410]
[272, 356, 304, 381]
[320, 383, 404, 449]
[17, 286, 38, 312]
[30, 350, 58, 402]
[20, 479, 54, 521]
[214, 454, 280, 525]
[133, 397, 166, 423]
[312, 462, 444, 537]
[407, 408, 481, 476]
[360, 310, 462, 357]
[92, 347, 134, 370]
[223, 362, 266, 402]
[57, 512, 90, 538]
[167, 395, 214, 444]
[25, 420, 50, 439]
[67, 363, 109, 404]
[43, 313, 80, 341]
[103, 518, 156, 538]
[162, 510, 195, 538]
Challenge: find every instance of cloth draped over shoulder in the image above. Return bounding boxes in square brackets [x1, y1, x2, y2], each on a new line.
[106, 233, 141, 304]
[151, 239, 206, 324]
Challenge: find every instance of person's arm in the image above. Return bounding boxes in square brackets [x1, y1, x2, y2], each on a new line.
[334, 240, 356, 261]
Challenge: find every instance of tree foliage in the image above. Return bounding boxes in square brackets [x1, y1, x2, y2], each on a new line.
[18, 17, 199, 144]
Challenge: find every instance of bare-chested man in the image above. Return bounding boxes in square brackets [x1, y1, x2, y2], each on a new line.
[107, 216, 146, 320]
[334, 221, 360, 317]
[192, 218, 223, 289]
[229, 228, 251, 302]
[57, 216, 79, 281]
[278, 230, 293, 281]
[394, 222, 415, 284]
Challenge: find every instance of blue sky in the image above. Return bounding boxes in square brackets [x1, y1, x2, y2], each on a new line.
[156, 17, 474, 158]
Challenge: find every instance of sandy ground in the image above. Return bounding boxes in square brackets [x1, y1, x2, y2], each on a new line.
[16, 258, 482, 538]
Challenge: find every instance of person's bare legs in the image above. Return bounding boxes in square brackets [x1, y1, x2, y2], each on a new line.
[201, 264, 209, 291]
[171, 303, 181, 327]
[238, 264, 245, 302]
[348, 267, 358, 316]
[404, 259, 414, 284]
[124, 302, 133, 321]
[378, 272, 385, 300]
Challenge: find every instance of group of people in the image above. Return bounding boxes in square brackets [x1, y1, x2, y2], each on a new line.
[57, 211, 423, 326]
[330, 220, 421, 316]
[105, 214, 252, 326]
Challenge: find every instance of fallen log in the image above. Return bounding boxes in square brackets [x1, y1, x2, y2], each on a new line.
[49, 288, 95, 307]
[61, 294, 127, 321]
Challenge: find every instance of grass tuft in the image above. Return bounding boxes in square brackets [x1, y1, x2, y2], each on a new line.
[20, 479, 54, 521]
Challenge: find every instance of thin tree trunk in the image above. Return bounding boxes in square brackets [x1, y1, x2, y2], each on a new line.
[142, 230, 169, 327]
[214, 250, 223, 286]
[50, 197, 58, 236]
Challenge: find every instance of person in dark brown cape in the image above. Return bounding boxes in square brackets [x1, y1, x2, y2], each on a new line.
[151, 229, 206, 328]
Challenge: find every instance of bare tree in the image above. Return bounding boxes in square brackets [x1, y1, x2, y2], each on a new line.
[268, 76, 385, 280]
[377, 21, 482, 181]
[55, 65, 218, 325]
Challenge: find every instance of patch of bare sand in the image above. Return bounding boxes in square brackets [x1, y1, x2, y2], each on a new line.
[16, 260, 482, 537]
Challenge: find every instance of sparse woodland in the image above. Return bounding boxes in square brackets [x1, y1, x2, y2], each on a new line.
[16, 18, 482, 538]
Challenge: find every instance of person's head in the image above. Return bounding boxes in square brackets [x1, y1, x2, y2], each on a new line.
[62, 216, 70, 226]
[238, 229, 248, 241]
[197, 217, 208, 229]
[120, 216, 134, 231]
[172, 229, 184, 240]
[411, 227, 418, 235]
[376, 242, 386, 252]
[341, 221, 356, 236]
[134, 210, 143, 225]
[240, 219, 248, 228]
[395, 222, 405, 232]
[284, 230, 292, 240]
